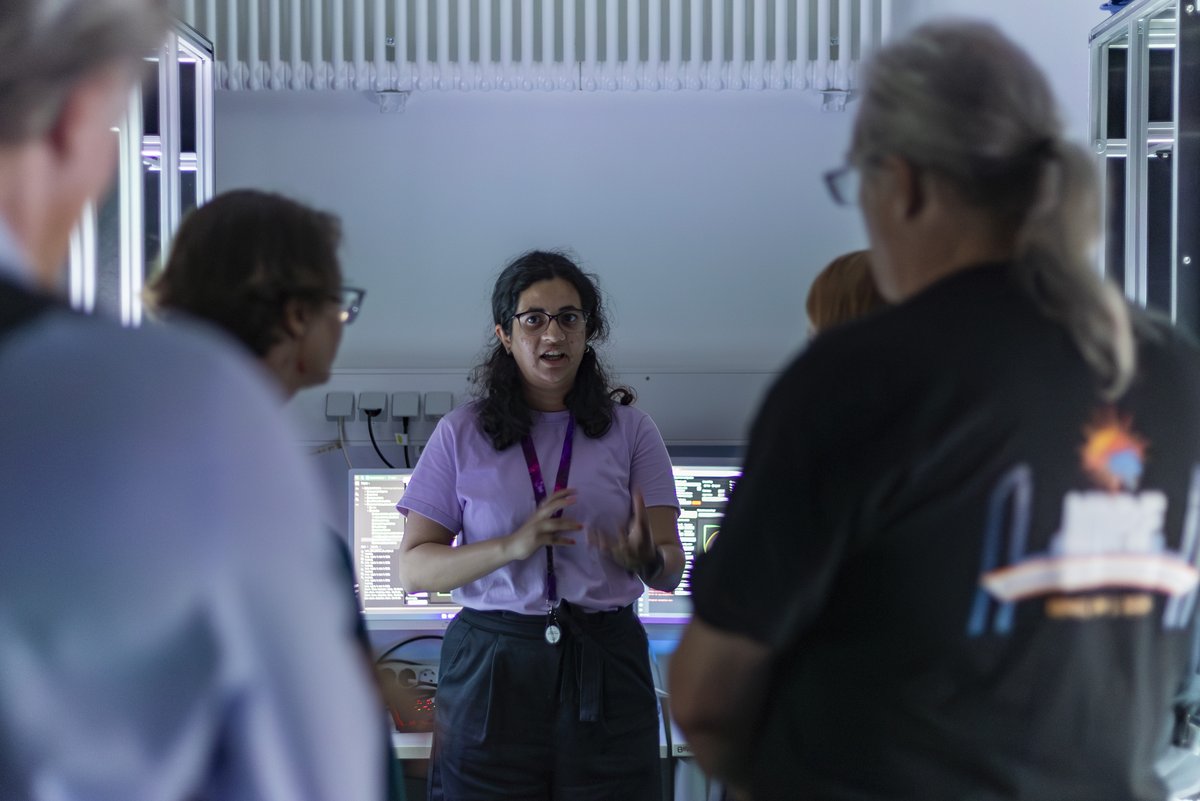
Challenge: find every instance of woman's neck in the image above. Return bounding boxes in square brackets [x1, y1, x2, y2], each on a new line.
[524, 384, 570, 412]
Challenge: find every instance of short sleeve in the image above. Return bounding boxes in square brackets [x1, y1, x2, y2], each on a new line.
[628, 409, 680, 511]
[397, 412, 463, 534]
[689, 356, 853, 649]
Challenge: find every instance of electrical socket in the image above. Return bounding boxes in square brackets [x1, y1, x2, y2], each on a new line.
[424, 392, 454, 419]
[391, 391, 421, 419]
[325, 391, 355, 420]
[359, 391, 388, 421]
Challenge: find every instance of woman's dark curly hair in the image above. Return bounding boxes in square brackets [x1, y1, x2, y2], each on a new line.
[146, 189, 342, 357]
[472, 250, 634, 451]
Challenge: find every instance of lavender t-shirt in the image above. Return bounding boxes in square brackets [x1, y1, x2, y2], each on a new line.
[398, 401, 680, 614]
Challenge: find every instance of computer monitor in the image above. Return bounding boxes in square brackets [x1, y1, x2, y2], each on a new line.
[636, 465, 741, 623]
[349, 469, 461, 624]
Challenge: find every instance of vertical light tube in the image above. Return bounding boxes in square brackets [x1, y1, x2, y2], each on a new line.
[312, 0, 325, 85]
[816, 0, 829, 87]
[225, 0, 239, 87]
[585, 0, 598, 71]
[773, 0, 784, 84]
[437, 0, 450, 72]
[121, 86, 144, 324]
[669, 0, 682, 73]
[68, 207, 97, 315]
[836, 0, 850, 89]
[81, 205, 98, 315]
[417, 0, 429, 66]
[395, 0, 409, 76]
[628, 0, 640, 64]
[333, 0, 345, 81]
[375, 0, 388, 88]
[521, 0, 533, 69]
[880, 0, 891, 42]
[459, 0, 471, 74]
[270, 0, 283, 87]
[501, 0, 513, 69]
[543, 0, 554, 64]
[605, 0, 617, 79]
[480, 0, 492, 76]
[183, 0, 196, 26]
[206, 0, 217, 43]
[732, 0, 744, 76]
[796, 0, 809, 84]
[752, 0, 765, 85]
[563, 0, 576, 73]
[353, 0, 367, 85]
[67, 225, 81, 310]
[857, 0, 871, 61]
[689, 0, 701, 66]
[159, 35, 181, 316]
[196, 47, 214, 204]
[649, 0, 661, 67]
[713, 0, 724, 68]
[248, 0, 261, 88]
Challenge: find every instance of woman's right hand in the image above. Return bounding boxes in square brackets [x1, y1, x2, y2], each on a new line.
[505, 488, 583, 562]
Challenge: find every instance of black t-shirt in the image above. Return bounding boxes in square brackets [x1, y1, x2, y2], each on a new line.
[691, 263, 1200, 801]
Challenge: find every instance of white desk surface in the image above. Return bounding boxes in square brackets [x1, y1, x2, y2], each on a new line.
[392, 731, 432, 759]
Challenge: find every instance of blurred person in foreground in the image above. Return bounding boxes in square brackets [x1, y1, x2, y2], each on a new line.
[0, 3, 385, 799]
[671, 19, 1200, 801]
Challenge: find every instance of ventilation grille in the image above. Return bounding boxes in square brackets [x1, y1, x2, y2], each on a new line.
[174, 0, 890, 96]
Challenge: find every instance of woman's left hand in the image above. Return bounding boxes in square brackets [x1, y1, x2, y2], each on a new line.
[607, 490, 658, 573]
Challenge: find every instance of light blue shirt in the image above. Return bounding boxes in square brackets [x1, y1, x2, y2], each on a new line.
[0, 261, 385, 801]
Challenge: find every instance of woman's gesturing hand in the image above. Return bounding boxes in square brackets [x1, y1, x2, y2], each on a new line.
[505, 487, 583, 562]
[606, 489, 658, 574]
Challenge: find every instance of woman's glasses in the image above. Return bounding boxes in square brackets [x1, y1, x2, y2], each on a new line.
[511, 308, 588, 335]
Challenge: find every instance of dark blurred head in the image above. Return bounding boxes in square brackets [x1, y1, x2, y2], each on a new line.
[148, 190, 349, 396]
[150, 189, 344, 356]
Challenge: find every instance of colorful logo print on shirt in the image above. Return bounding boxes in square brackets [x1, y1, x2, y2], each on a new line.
[1081, 411, 1147, 492]
[967, 409, 1200, 636]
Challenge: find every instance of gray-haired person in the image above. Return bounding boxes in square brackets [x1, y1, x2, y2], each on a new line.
[0, 3, 385, 799]
[672, 19, 1200, 801]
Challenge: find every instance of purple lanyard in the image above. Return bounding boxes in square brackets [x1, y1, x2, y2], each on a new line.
[520, 414, 575, 607]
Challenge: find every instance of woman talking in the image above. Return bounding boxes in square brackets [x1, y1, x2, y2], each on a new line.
[396, 250, 683, 801]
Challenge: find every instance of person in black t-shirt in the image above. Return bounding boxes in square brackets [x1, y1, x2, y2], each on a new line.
[670, 19, 1200, 801]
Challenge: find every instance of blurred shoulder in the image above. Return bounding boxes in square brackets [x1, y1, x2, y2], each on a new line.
[3, 308, 284, 433]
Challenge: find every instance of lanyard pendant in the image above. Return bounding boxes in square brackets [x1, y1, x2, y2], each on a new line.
[545, 612, 562, 645]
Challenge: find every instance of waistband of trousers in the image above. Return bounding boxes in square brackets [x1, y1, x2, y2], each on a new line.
[457, 601, 635, 640]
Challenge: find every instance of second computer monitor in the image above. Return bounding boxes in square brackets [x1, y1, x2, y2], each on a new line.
[635, 465, 741, 623]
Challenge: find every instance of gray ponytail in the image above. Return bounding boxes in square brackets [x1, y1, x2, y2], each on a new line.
[1011, 139, 1135, 399]
[853, 19, 1135, 399]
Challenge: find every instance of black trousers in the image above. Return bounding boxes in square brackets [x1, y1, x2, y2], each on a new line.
[428, 602, 661, 801]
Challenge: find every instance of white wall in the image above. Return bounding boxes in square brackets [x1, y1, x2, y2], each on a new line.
[213, 0, 1117, 445]
[216, 90, 863, 375]
[892, 0, 1113, 141]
